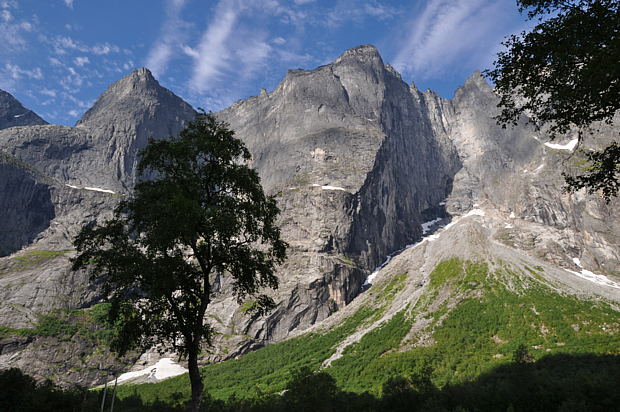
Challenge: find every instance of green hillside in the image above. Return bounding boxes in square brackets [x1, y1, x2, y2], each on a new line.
[112, 256, 620, 409]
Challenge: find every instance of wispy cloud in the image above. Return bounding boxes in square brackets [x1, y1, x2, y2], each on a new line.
[92, 42, 120, 55]
[74, 56, 89, 67]
[325, 0, 396, 28]
[43, 35, 121, 56]
[40, 87, 56, 97]
[392, 0, 520, 80]
[5, 63, 43, 80]
[63, 0, 73, 10]
[0, 7, 35, 51]
[46, 35, 89, 54]
[59, 66, 85, 91]
[0, 1, 18, 9]
[189, 0, 242, 94]
[144, 0, 190, 78]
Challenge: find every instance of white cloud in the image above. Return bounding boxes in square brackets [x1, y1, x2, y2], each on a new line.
[65, 93, 90, 108]
[60, 66, 85, 90]
[189, 1, 240, 93]
[74, 56, 89, 67]
[0, 12, 35, 51]
[294, 0, 314, 4]
[4, 63, 43, 80]
[49, 57, 61, 66]
[48, 35, 89, 54]
[92, 42, 120, 55]
[392, 0, 520, 80]
[40, 87, 56, 97]
[64, 0, 74, 9]
[68, 109, 79, 117]
[272, 36, 286, 45]
[276, 49, 314, 64]
[181, 44, 199, 58]
[45, 35, 121, 56]
[122, 60, 134, 71]
[0, 1, 17, 9]
[325, 0, 395, 28]
[144, 0, 190, 78]
[260, 1, 307, 26]
[364, 3, 396, 19]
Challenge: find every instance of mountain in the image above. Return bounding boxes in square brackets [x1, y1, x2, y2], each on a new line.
[0, 45, 619, 390]
[0, 90, 48, 130]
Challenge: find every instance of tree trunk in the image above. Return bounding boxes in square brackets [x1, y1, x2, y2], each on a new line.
[187, 349, 204, 412]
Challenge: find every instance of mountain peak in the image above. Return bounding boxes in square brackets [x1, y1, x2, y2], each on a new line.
[464, 69, 491, 90]
[333, 44, 383, 66]
[76, 67, 183, 127]
[0, 89, 48, 130]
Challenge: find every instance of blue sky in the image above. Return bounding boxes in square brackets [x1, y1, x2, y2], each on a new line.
[0, 0, 527, 126]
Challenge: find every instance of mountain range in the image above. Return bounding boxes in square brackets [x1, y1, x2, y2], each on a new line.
[0, 45, 619, 391]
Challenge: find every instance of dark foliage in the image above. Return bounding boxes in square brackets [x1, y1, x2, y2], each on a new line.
[485, 0, 620, 199]
[4, 352, 620, 412]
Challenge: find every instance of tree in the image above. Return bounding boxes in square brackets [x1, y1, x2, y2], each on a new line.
[281, 367, 339, 412]
[485, 0, 620, 200]
[71, 111, 287, 412]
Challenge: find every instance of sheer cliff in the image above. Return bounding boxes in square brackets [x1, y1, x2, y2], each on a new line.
[0, 45, 619, 387]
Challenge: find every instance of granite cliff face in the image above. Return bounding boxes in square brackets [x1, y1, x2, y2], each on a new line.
[1, 45, 619, 386]
[0, 68, 195, 195]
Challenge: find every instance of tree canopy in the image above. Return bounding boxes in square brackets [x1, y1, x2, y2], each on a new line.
[71, 111, 287, 412]
[485, 0, 620, 199]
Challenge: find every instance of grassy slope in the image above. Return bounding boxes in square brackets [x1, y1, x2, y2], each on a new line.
[114, 257, 620, 404]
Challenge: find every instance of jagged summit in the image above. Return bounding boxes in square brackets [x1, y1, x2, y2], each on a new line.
[0, 90, 48, 130]
[459, 69, 493, 93]
[77, 67, 193, 128]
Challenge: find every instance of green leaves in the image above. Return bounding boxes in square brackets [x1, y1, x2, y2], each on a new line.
[486, 1, 620, 136]
[485, 0, 620, 198]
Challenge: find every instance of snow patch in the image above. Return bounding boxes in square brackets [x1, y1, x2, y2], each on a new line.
[573, 258, 581, 267]
[421, 217, 442, 234]
[463, 209, 485, 218]
[509, 212, 515, 219]
[110, 358, 187, 384]
[85, 187, 115, 194]
[66, 184, 79, 189]
[321, 185, 346, 191]
[505, 224, 513, 229]
[544, 139, 578, 151]
[566, 268, 620, 290]
[14, 114, 24, 118]
[438, 201, 446, 206]
[363, 256, 392, 288]
[533, 164, 544, 174]
[443, 222, 456, 231]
